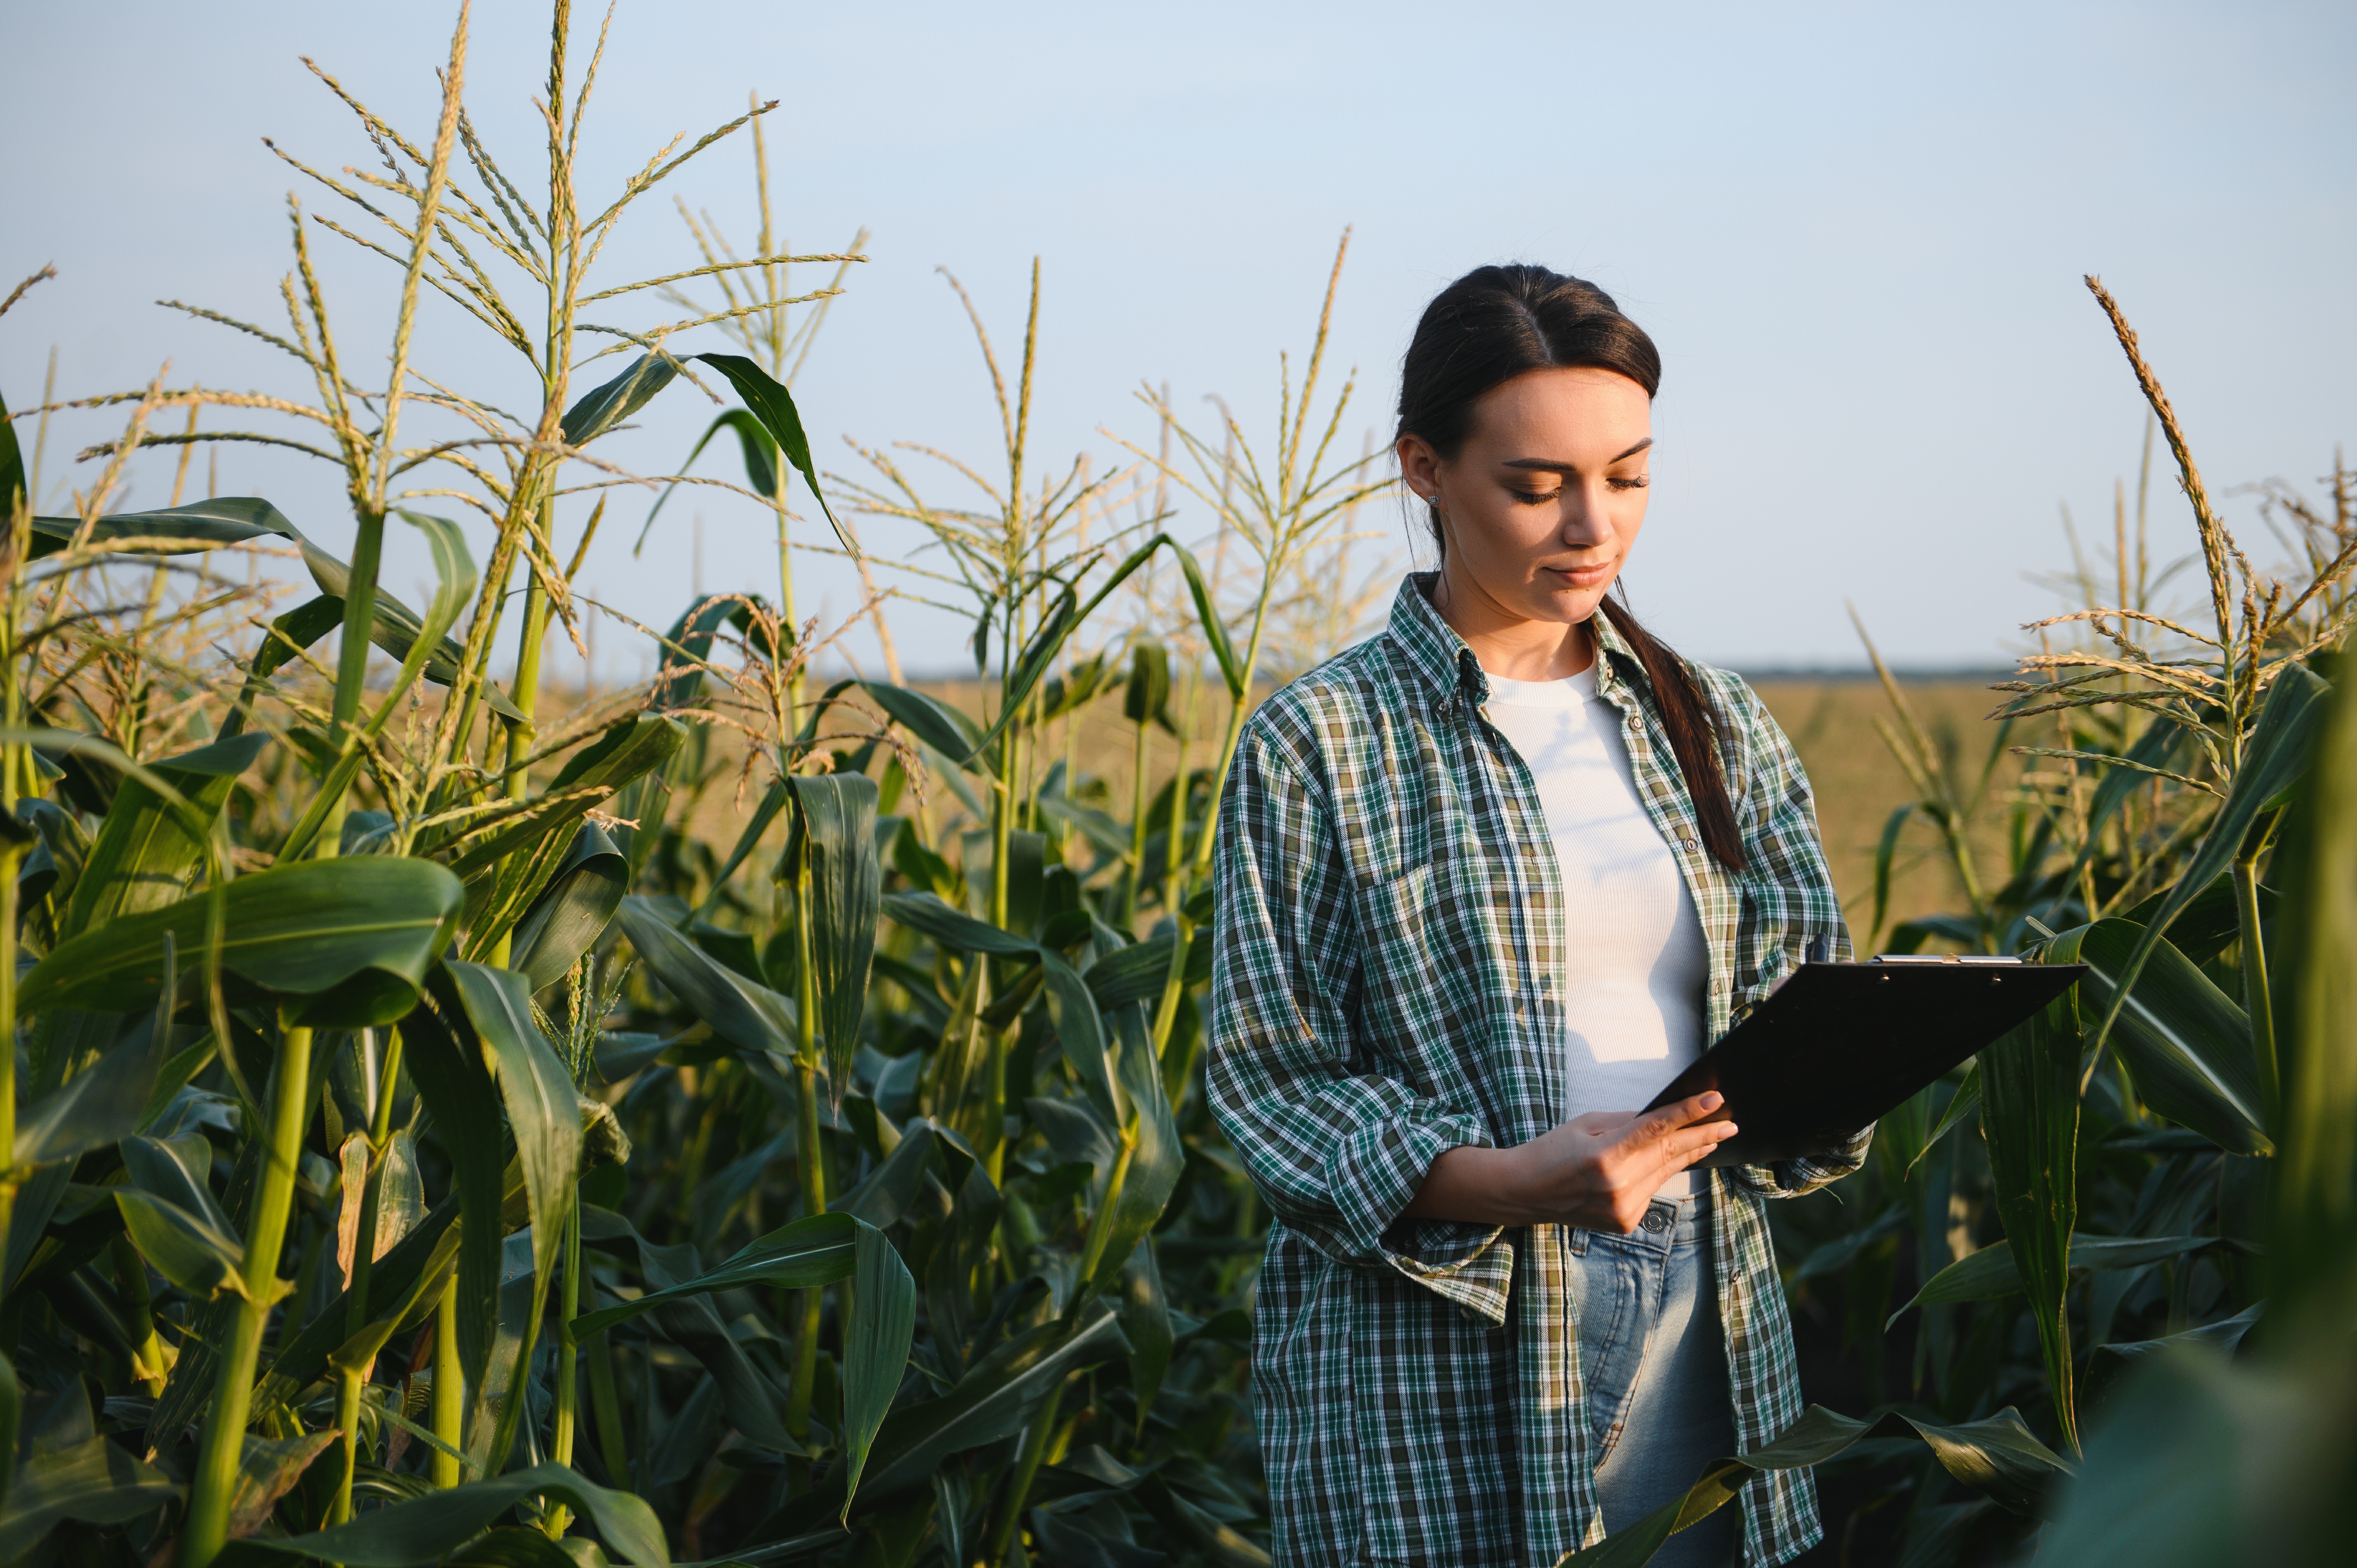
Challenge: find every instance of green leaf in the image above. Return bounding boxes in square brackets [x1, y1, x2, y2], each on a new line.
[648, 593, 746, 711]
[883, 892, 1118, 1127]
[1170, 539, 1244, 700]
[2093, 1303, 2262, 1368]
[1083, 931, 1213, 1014]
[1119, 1238, 1174, 1428]
[855, 1302, 1129, 1503]
[615, 894, 798, 1056]
[227, 1430, 339, 1541]
[1082, 1008, 1184, 1299]
[1891, 1234, 2219, 1325]
[964, 535, 1230, 766]
[448, 716, 684, 953]
[840, 1222, 918, 1518]
[561, 353, 679, 446]
[2057, 919, 2270, 1154]
[1562, 1404, 2072, 1564]
[1979, 985, 2084, 1450]
[292, 523, 520, 718]
[19, 857, 464, 1027]
[2025, 1351, 2330, 1567]
[2271, 648, 2357, 1332]
[445, 963, 580, 1351]
[395, 993, 508, 1392]
[852, 682, 990, 777]
[254, 1177, 472, 1421]
[2094, 664, 2330, 1053]
[122, 1132, 229, 1231]
[1123, 636, 1171, 726]
[1906, 1062, 1982, 1178]
[115, 1189, 246, 1299]
[63, 732, 265, 939]
[11, 1020, 175, 1167]
[0, 382, 24, 524]
[27, 496, 297, 559]
[636, 409, 780, 553]
[0, 1435, 180, 1560]
[509, 822, 627, 991]
[792, 774, 880, 1102]
[0, 1351, 17, 1516]
[1869, 802, 1913, 946]
[694, 353, 848, 552]
[246, 1461, 666, 1566]
[573, 1212, 857, 1337]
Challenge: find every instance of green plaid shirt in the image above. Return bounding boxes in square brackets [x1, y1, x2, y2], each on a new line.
[1208, 574, 1867, 1567]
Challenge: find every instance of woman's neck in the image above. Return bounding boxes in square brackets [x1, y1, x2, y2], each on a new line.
[1428, 560, 1597, 682]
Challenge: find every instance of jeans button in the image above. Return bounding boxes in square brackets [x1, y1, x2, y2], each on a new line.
[1641, 1207, 1669, 1234]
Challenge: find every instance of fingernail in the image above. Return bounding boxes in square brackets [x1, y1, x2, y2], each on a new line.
[1701, 1093, 1723, 1110]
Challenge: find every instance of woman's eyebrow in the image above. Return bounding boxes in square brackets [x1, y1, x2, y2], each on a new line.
[1501, 437, 1655, 473]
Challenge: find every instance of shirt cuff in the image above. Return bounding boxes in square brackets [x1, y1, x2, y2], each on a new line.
[1331, 1108, 1514, 1324]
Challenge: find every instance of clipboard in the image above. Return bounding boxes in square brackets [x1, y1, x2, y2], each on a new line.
[1642, 956, 2087, 1169]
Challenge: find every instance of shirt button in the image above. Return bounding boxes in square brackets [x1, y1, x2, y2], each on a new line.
[1680, 836, 1698, 851]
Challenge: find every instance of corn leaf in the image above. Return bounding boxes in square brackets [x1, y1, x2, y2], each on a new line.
[1978, 986, 2084, 1450]
[2093, 664, 2329, 1053]
[444, 962, 580, 1353]
[19, 858, 464, 1027]
[561, 353, 679, 446]
[0, 1436, 180, 1560]
[396, 988, 510, 1392]
[615, 894, 798, 1056]
[28, 496, 296, 559]
[883, 892, 1118, 1128]
[508, 821, 627, 991]
[792, 774, 881, 1105]
[694, 353, 846, 551]
[63, 732, 265, 939]
[244, 1461, 666, 1566]
[2058, 919, 2269, 1153]
[853, 1301, 1129, 1504]
[839, 1220, 918, 1518]
[11, 1022, 176, 1168]
[573, 1212, 857, 1337]
[1890, 1233, 2219, 1325]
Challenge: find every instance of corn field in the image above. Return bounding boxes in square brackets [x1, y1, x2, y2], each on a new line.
[1, 7, 2352, 1568]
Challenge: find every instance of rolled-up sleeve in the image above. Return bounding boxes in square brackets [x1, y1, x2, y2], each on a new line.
[1207, 716, 1510, 1318]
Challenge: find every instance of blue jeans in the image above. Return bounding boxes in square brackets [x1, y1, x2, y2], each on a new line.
[1568, 1189, 1739, 1568]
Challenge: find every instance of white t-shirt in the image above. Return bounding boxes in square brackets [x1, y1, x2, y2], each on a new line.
[1482, 663, 1709, 1198]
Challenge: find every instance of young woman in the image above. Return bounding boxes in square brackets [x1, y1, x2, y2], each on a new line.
[1207, 266, 1868, 1568]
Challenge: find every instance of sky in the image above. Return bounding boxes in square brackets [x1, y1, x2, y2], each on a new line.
[6, 0, 2354, 680]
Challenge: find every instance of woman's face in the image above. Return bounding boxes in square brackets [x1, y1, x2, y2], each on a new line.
[1399, 366, 1654, 632]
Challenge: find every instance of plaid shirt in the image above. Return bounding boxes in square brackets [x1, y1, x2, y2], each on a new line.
[1208, 574, 1867, 1567]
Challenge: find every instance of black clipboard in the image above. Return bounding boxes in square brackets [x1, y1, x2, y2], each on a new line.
[1642, 957, 2087, 1169]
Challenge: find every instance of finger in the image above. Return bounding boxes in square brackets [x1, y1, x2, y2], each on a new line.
[1653, 1121, 1740, 1170]
[1632, 1091, 1725, 1143]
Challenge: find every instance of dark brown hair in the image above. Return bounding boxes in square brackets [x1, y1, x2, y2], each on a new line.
[1398, 264, 1744, 871]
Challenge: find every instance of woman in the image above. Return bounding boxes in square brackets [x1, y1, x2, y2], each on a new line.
[1207, 265, 1868, 1568]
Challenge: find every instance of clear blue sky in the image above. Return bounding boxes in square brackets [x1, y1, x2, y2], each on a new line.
[7, 0, 2353, 675]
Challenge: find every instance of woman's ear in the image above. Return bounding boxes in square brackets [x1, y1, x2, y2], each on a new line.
[1396, 432, 1442, 505]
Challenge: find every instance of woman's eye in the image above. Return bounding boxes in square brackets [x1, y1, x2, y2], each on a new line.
[1607, 475, 1649, 492]
[1510, 489, 1560, 505]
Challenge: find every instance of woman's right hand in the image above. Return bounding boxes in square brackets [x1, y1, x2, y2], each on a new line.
[1400, 1091, 1739, 1232]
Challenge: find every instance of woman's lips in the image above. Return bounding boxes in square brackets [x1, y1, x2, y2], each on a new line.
[1544, 561, 1615, 586]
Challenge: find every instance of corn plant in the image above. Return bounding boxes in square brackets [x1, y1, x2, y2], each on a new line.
[1755, 279, 2355, 1563]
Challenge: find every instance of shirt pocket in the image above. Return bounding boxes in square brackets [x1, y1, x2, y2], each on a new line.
[1352, 858, 1498, 1063]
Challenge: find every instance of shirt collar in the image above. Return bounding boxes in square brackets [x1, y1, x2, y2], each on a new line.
[1385, 571, 1653, 709]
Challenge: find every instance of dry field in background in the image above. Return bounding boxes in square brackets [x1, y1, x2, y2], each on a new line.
[654, 673, 2018, 946]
